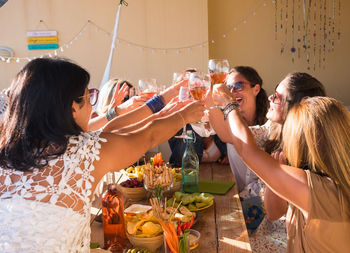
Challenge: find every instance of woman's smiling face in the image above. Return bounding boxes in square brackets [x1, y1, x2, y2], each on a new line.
[226, 72, 261, 123]
[266, 77, 290, 124]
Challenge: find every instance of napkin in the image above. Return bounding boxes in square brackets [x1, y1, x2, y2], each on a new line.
[198, 180, 235, 195]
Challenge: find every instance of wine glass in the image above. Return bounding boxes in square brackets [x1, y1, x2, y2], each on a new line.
[138, 78, 158, 99]
[188, 72, 209, 101]
[188, 73, 210, 125]
[174, 72, 192, 139]
[208, 59, 230, 90]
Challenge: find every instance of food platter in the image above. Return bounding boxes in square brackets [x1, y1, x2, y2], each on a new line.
[167, 192, 214, 212]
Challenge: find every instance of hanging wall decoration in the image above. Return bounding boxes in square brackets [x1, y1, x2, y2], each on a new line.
[27, 30, 59, 50]
[275, 0, 342, 70]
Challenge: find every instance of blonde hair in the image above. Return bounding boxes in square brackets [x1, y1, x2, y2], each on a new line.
[283, 97, 350, 202]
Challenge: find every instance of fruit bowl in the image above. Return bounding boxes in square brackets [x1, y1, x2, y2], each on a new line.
[117, 179, 147, 201]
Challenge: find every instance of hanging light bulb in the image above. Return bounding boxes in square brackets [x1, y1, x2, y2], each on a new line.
[16, 58, 20, 63]
[243, 20, 247, 24]
[222, 34, 226, 38]
[233, 26, 237, 31]
[211, 40, 215, 43]
[54, 50, 58, 56]
[6, 58, 11, 63]
[48, 53, 52, 58]
[60, 47, 64, 52]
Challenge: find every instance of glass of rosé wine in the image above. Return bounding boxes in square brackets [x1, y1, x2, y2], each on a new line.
[208, 59, 230, 90]
[138, 78, 158, 99]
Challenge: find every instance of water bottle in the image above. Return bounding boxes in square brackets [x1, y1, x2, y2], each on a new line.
[182, 130, 199, 193]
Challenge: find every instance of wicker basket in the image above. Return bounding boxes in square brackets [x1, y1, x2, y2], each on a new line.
[117, 184, 147, 201]
[126, 233, 164, 253]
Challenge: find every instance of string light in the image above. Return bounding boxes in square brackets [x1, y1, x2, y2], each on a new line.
[2, 1, 270, 64]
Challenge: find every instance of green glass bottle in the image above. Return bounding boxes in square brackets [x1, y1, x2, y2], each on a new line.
[182, 130, 199, 193]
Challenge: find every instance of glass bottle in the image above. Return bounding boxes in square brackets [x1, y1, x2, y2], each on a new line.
[101, 183, 126, 253]
[182, 130, 199, 193]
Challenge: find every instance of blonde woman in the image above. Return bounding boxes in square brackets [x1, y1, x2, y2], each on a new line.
[212, 84, 350, 252]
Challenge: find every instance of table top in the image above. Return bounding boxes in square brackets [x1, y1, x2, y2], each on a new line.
[91, 163, 252, 253]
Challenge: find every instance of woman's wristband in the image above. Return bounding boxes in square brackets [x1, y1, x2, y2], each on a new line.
[146, 95, 165, 113]
[106, 107, 117, 121]
[221, 102, 239, 120]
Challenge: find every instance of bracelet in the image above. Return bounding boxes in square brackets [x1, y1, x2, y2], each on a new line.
[146, 95, 165, 113]
[106, 107, 117, 121]
[178, 112, 185, 127]
[221, 102, 239, 120]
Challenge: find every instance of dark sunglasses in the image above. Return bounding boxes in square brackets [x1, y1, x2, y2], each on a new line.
[271, 91, 282, 104]
[226, 81, 255, 92]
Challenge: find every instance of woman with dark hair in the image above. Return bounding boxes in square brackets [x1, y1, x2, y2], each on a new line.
[0, 57, 204, 252]
[210, 66, 269, 196]
[209, 72, 326, 251]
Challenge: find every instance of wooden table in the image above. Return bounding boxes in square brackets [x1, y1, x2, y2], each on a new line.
[91, 163, 252, 253]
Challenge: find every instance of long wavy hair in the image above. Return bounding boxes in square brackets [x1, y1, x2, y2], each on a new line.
[0, 57, 90, 171]
[264, 72, 326, 154]
[95, 78, 133, 116]
[230, 66, 268, 125]
[283, 97, 350, 210]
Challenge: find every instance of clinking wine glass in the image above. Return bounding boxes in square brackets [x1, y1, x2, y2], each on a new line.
[138, 78, 158, 99]
[174, 72, 192, 139]
[188, 72, 210, 124]
[208, 59, 230, 90]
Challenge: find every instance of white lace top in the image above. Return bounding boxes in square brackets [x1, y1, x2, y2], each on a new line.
[0, 131, 106, 253]
[227, 121, 270, 198]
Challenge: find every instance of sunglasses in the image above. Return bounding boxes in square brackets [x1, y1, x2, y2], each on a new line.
[271, 91, 282, 104]
[226, 81, 255, 92]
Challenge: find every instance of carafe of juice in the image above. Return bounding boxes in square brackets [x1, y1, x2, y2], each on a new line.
[102, 183, 126, 252]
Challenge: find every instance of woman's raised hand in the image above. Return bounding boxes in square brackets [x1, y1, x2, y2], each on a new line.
[110, 82, 129, 108]
[156, 97, 191, 118]
[212, 83, 236, 107]
[179, 101, 205, 124]
[116, 95, 149, 115]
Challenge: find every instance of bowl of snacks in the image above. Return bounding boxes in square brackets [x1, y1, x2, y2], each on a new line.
[125, 211, 164, 253]
[143, 153, 173, 198]
[117, 179, 147, 201]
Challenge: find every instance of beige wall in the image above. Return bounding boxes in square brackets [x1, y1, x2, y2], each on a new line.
[208, 0, 350, 105]
[1, 0, 349, 105]
[0, 0, 208, 90]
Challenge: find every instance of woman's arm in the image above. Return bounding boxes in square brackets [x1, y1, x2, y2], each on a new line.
[212, 84, 309, 217]
[92, 101, 204, 185]
[114, 99, 191, 134]
[89, 80, 187, 131]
